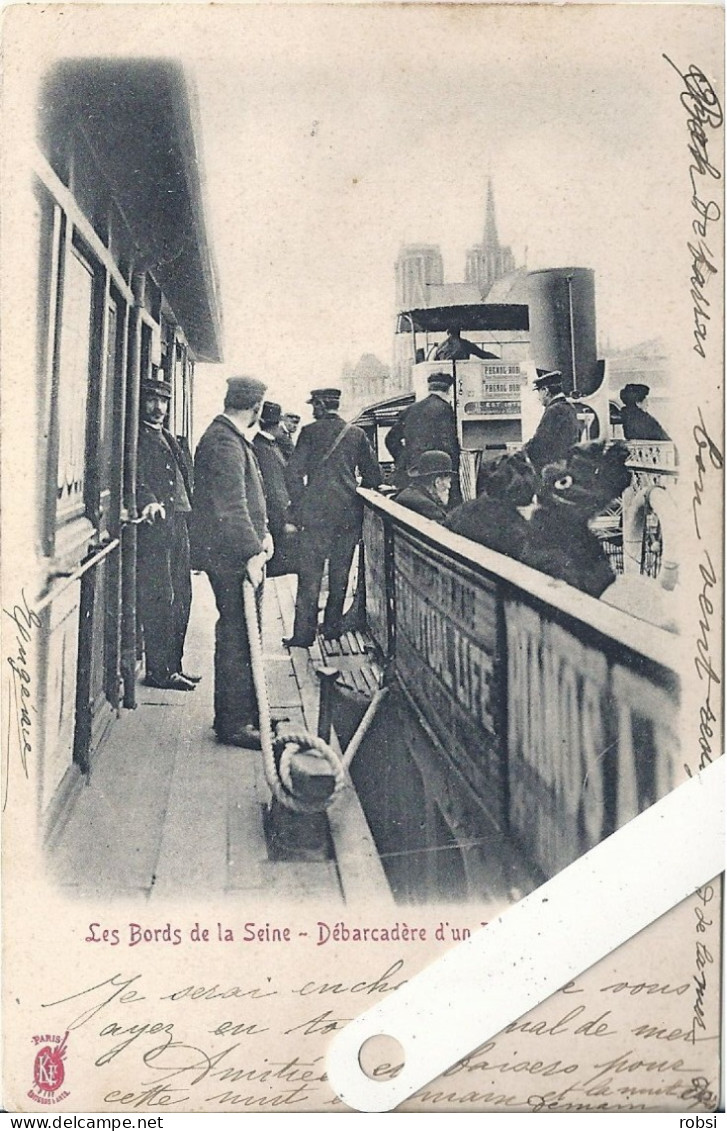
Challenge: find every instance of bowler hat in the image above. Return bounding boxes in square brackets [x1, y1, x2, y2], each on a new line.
[225, 375, 267, 410]
[141, 376, 172, 399]
[533, 369, 563, 392]
[408, 450, 454, 478]
[260, 401, 282, 426]
[427, 371, 454, 391]
[307, 387, 341, 406]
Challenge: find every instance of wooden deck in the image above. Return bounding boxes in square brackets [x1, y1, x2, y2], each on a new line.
[46, 573, 391, 905]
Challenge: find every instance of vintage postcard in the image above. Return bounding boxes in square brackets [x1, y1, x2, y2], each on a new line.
[1, 2, 723, 1115]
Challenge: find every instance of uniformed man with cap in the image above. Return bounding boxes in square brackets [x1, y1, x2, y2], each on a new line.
[523, 369, 580, 475]
[190, 376, 274, 748]
[385, 370, 462, 505]
[136, 373, 197, 691]
[283, 387, 381, 648]
[394, 450, 454, 523]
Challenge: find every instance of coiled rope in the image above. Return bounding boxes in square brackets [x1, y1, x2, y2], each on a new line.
[243, 578, 346, 813]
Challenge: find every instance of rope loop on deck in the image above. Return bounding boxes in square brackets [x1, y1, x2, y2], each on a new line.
[273, 733, 346, 813]
[243, 578, 345, 813]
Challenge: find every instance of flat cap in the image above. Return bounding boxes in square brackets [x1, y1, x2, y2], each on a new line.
[141, 376, 172, 398]
[225, 375, 267, 409]
[307, 387, 341, 405]
[533, 369, 563, 391]
[427, 371, 454, 391]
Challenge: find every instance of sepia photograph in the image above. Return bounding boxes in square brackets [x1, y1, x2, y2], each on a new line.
[1, 2, 723, 1114]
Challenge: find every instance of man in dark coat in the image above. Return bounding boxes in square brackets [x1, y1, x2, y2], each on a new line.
[434, 323, 498, 362]
[190, 376, 273, 748]
[395, 450, 454, 523]
[523, 369, 580, 474]
[284, 387, 381, 647]
[136, 375, 197, 691]
[619, 383, 670, 441]
[385, 371, 462, 505]
[445, 451, 536, 561]
[253, 401, 298, 578]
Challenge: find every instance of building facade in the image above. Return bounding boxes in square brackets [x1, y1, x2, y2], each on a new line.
[3, 60, 222, 831]
[394, 244, 444, 312]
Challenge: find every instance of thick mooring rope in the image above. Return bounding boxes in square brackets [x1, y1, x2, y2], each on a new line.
[243, 578, 345, 813]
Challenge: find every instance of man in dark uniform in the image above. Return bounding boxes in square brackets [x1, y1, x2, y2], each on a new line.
[434, 323, 498, 362]
[523, 369, 580, 475]
[253, 401, 298, 578]
[385, 371, 462, 505]
[284, 387, 381, 647]
[190, 376, 273, 748]
[136, 375, 197, 691]
[394, 450, 454, 523]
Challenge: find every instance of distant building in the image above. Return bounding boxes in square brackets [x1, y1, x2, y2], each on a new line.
[465, 179, 516, 299]
[340, 353, 391, 420]
[395, 244, 444, 311]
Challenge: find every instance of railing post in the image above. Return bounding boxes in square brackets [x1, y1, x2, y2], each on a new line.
[316, 666, 340, 743]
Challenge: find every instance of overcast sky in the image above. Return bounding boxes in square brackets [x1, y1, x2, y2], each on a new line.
[187, 4, 703, 418]
[11, 3, 716, 422]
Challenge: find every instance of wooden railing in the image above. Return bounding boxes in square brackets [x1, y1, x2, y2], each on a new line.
[359, 489, 680, 880]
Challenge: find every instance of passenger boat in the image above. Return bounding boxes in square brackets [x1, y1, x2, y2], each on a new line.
[8, 58, 680, 907]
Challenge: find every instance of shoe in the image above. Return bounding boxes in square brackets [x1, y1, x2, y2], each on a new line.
[180, 672, 202, 683]
[144, 673, 196, 691]
[283, 636, 314, 649]
[321, 629, 342, 642]
[217, 725, 262, 750]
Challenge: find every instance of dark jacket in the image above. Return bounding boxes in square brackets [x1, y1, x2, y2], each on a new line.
[524, 395, 580, 474]
[137, 424, 193, 516]
[434, 336, 497, 361]
[395, 482, 449, 523]
[190, 415, 268, 575]
[253, 430, 297, 577]
[285, 414, 381, 534]
[620, 404, 670, 442]
[445, 497, 529, 560]
[385, 394, 459, 479]
[522, 507, 615, 598]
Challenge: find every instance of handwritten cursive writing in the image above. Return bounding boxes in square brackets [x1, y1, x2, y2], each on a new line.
[2, 589, 41, 810]
[663, 56, 723, 358]
[689, 885, 717, 1048]
[691, 410, 723, 541]
[37, 960, 720, 1113]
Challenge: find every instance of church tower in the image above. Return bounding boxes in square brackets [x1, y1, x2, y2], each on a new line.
[465, 180, 516, 298]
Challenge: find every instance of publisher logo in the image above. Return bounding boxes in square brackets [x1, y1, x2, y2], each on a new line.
[28, 1032, 70, 1105]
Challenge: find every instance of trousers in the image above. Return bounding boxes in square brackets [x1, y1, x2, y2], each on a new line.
[137, 514, 192, 680]
[292, 525, 359, 645]
[207, 572, 263, 738]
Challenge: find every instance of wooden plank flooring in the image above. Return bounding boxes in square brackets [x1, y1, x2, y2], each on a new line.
[47, 573, 391, 905]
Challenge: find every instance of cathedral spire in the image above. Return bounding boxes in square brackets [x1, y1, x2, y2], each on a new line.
[465, 178, 516, 299]
[483, 178, 499, 252]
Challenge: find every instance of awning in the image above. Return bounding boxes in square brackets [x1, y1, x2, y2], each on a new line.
[40, 60, 223, 362]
